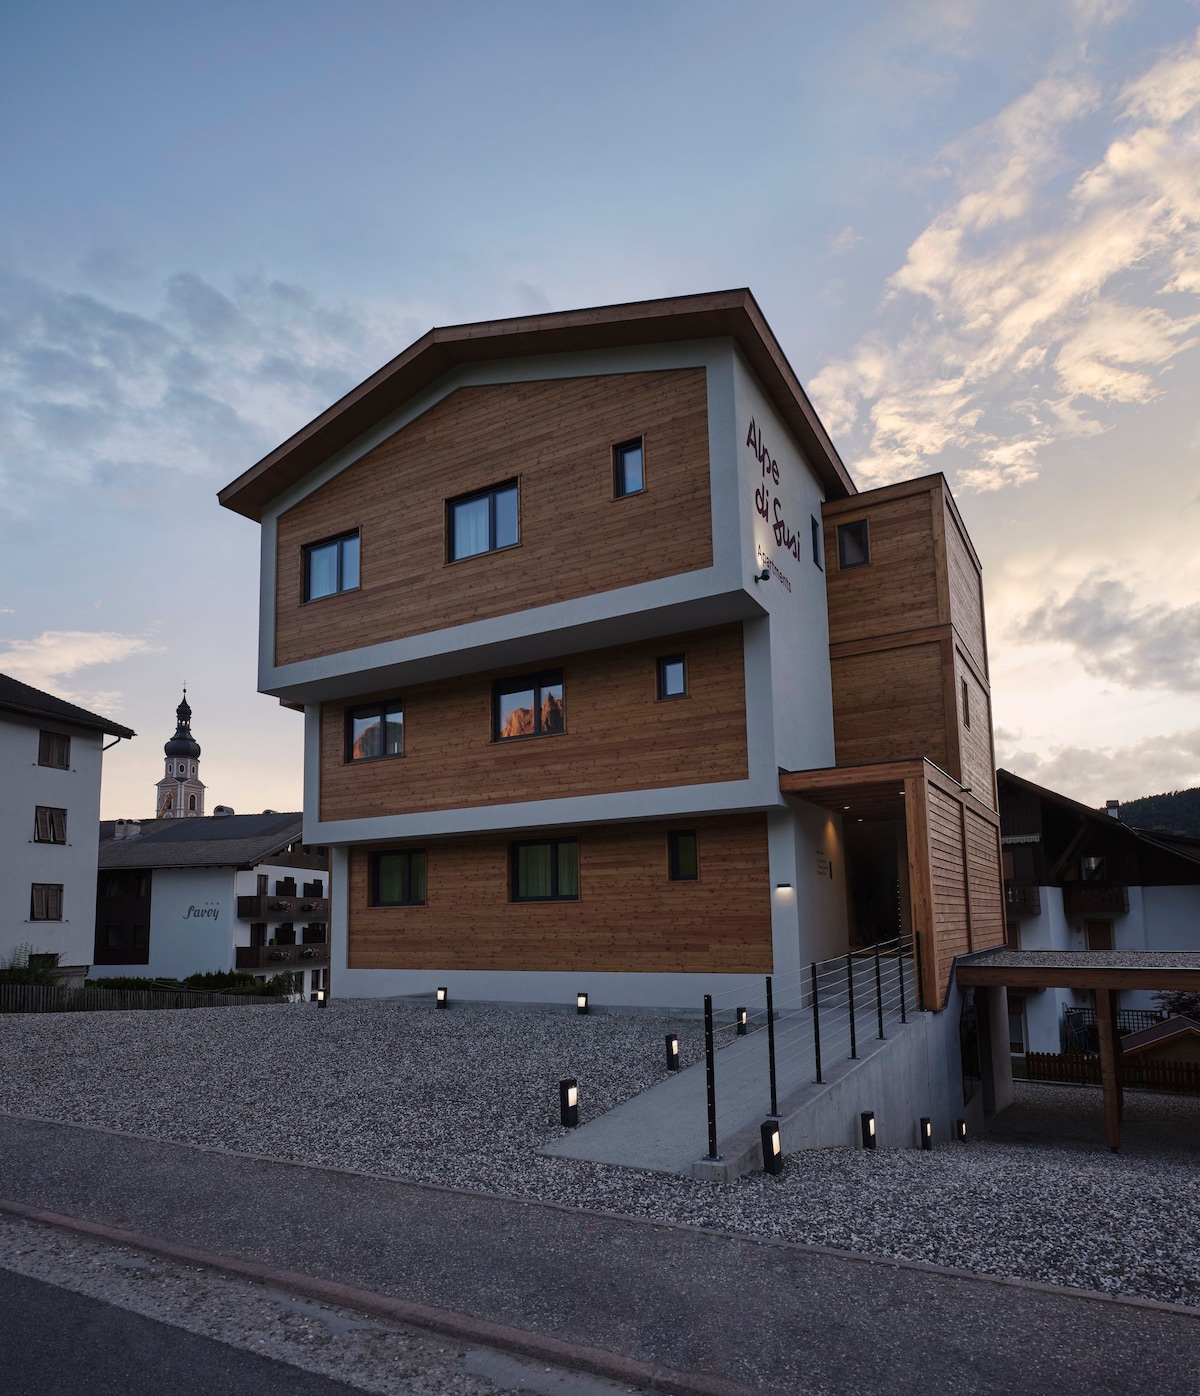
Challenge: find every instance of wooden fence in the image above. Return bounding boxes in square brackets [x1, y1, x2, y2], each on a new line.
[1026, 1051, 1200, 1094]
[0, 983, 282, 1015]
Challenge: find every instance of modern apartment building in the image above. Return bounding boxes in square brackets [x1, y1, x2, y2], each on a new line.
[218, 290, 1006, 1015]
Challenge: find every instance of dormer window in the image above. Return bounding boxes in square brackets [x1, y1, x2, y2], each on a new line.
[304, 530, 360, 601]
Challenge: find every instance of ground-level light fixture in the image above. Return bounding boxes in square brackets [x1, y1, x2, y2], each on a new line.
[576, 992, 589, 1015]
[955, 1119, 967, 1142]
[861, 1111, 876, 1150]
[920, 1117, 933, 1150]
[665, 1033, 680, 1070]
[736, 1006, 748, 1036]
[310, 989, 326, 1007]
[761, 1120, 783, 1175]
[436, 986, 448, 1010]
[559, 1078, 579, 1128]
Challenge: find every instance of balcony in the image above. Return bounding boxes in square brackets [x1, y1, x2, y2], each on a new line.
[236, 895, 329, 921]
[235, 943, 329, 971]
[1004, 882, 1042, 917]
[1062, 883, 1129, 916]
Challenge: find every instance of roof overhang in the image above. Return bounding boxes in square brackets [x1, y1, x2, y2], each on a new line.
[218, 288, 856, 521]
[957, 948, 1200, 991]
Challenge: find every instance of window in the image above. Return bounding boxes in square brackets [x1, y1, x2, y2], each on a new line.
[34, 806, 67, 843]
[511, 838, 579, 901]
[275, 923, 296, 946]
[1086, 919, 1114, 951]
[251, 922, 267, 948]
[613, 438, 644, 497]
[346, 701, 404, 761]
[371, 849, 427, 906]
[30, 883, 63, 921]
[668, 830, 699, 881]
[276, 877, 297, 896]
[187, 794, 196, 811]
[302, 880, 324, 897]
[961, 678, 970, 729]
[448, 481, 518, 561]
[38, 730, 70, 769]
[257, 873, 268, 896]
[1081, 855, 1106, 882]
[657, 655, 687, 700]
[837, 520, 870, 569]
[304, 530, 360, 602]
[811, 517, 823, 568]
[494, 670, 564, 740]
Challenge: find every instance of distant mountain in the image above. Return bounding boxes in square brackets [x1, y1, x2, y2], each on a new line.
[1117, 787, 1200, 837]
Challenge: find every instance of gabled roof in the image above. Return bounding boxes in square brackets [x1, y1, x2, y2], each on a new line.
[0, 672, 136, 739]
[1121, 1016, 1200, 1054]
[218, 288, 856, 521]
[98, 812, 306, 869]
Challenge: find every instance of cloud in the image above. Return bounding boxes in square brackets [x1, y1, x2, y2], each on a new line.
[997, 724, 1200, 805]
[829, 226, 863, 256]
[810, 27, 1200, 492]
[1013, 570, 1200, 692]
[0, 629, 159, 714]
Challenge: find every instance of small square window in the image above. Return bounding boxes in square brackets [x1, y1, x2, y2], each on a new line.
[346, 701, 404, 761]
[448, 481, 519, 561]
[511, 838, 579, 901]
[30, 883, 63, 921]
[38, 731, 70, 769]
[34, 807, 67, 843]
[371, 849, 426, 906]
[811, 517, 823, 569]
[657, 655, 687, 700]
[837, 520, 870, 569]
[494, 670, 564, 740]
[668, 830, 699, 881]
[613, 438, 645, 497]
[304, 531, 360, 602]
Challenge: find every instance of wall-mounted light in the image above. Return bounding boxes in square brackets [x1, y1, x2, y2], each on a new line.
[559, 1078, 579, 1128]
[920, 1117, 933, 1151]
[860, 1111, 876, 1150]
[761, 1120, 783, 1175]
[576, 991, 589, 1015]
[955, 1119, 967, 1142]
[665, 1033, 680, 1070]
[753, 567, 770, 584]
[736, 1006, 748, 1036]
[843, 806, 851, 812]
[436, 986, 448, 1010]
[775, 882, 793, 894]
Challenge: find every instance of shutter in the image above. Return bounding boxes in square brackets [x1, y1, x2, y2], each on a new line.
[35, 807, 52, 841]
[48, 885, 63, 919]
[51, 808, 67, 842]
[31, 885, 46, 919]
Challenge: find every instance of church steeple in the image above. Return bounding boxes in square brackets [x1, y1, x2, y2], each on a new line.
[156, 686, 206, 818]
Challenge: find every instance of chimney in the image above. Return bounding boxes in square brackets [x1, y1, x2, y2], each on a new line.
[125, 819, 142, 839]
[113, 819, 125, 840]
[1105, 800, 1120, 819]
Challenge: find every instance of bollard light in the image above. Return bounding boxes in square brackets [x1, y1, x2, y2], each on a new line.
[576, 992, 589, 1015]
[860, 1111, 876, 1150]
[920, 1117, 933, 1150]
[310, 990, 325, 1006]
[736, 1006, 748, 1036]
[761, 1120, 783, 1176]
[559, 1078, 579, 1128]
[436, 986, 448, 1009]
[665, 1033, 680, 1070]
[955, 1119, 967, 1142]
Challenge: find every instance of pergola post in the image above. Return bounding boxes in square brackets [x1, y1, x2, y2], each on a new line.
[1095, 987, 1123, 1152]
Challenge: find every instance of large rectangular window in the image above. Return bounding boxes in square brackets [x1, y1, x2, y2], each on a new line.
[448, 481, 519, 561]
[668, 830, 699, 881]
[371, 849, 426, 906]
[494, 670, 564, 740]
[346, 701, 404, 761]
[613, 438, 644, 497]
[38, 731, 70, 769]
[511, 838, 579, 901]
[30, 883, 63, 921]
[34, 806, 67, 843]
[304, 530, 360, 601]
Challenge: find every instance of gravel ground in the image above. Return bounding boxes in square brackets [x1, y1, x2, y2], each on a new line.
[1, 999, 1198, 1308]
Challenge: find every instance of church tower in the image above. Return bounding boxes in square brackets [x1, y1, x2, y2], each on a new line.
[156, 689, 206, 818]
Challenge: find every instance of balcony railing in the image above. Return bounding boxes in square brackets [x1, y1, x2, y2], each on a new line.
[1062, 883, 1129, 916]
[1004, 881, 1042, 917]
[235, 943, 329, 970]
[236, 895, 329, 921]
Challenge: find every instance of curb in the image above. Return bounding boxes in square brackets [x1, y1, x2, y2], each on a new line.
[0, 1197, 781, 1396]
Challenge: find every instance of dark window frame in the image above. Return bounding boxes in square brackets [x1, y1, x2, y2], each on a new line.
[613, 437, 645, 498]
[34, 806, 68, 844]
[656, 654, 687, 701]
[668, 829, 699, 882]
[303, 529, 361, 603]
[30, 883, 63, 921]
[38, 730, 70, 769]
[370, 848, 427, 907]
[961, 677, 970, 729]
[493, 669, 565, 742]
[837, 520, 870, 569]
[446, 479, 520, 563]
[345, 699, 405, 763]
[510, 837, 580, 902]
[811, 516, 823, 569]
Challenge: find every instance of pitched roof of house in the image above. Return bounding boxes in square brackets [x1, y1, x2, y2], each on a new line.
[0, 672, 136, 739]
[98, 812, 306, 869]
[1121, 1016, 1200, 1054]
[217, 288, 857, 521]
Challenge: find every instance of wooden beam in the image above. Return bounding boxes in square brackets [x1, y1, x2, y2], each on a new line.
[1096, 988, 1122, 1152]
[904, 773, 939, 1009]
[956, 965, 1200, 990]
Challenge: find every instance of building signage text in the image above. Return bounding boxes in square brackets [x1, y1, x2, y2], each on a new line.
[748, 418, 805, 567]
[184, 904, 220, 920]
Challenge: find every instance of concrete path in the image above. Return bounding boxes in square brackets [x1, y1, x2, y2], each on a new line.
[1, 1113, 1198, 1395]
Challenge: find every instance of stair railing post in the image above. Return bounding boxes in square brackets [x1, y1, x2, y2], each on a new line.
[704, 994, 720, 1160]
[874, 941, 885, 1040]
[845, 952, 858, 1059]
[766, 975, 778, 1117]
[810, 962, 823, 1084]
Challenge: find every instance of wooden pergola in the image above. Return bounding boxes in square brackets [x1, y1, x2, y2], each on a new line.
[956, 949, 1200, 1150]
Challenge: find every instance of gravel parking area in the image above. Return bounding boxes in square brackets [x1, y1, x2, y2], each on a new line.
[2, 999, 1198, 1308]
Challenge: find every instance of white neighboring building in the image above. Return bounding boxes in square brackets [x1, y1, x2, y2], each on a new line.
[0, 672, 134, 976]
[91, 812, 331, 996]
[999, 769, 1200, 1055]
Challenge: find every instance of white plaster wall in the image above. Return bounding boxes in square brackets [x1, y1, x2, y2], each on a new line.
[0, 712, 104, 968]
[91, 866, 235, 980]
[786, 797, 848, 965]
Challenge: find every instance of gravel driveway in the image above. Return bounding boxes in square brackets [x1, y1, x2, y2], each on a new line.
[1, 999, 1197, 1308]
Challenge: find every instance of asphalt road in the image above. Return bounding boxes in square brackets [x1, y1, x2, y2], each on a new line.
[1, 1114, 1198, 1396]
[0, 1267, 364, 1396]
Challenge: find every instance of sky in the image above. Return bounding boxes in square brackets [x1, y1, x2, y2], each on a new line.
[1, 0, 1199, 818]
